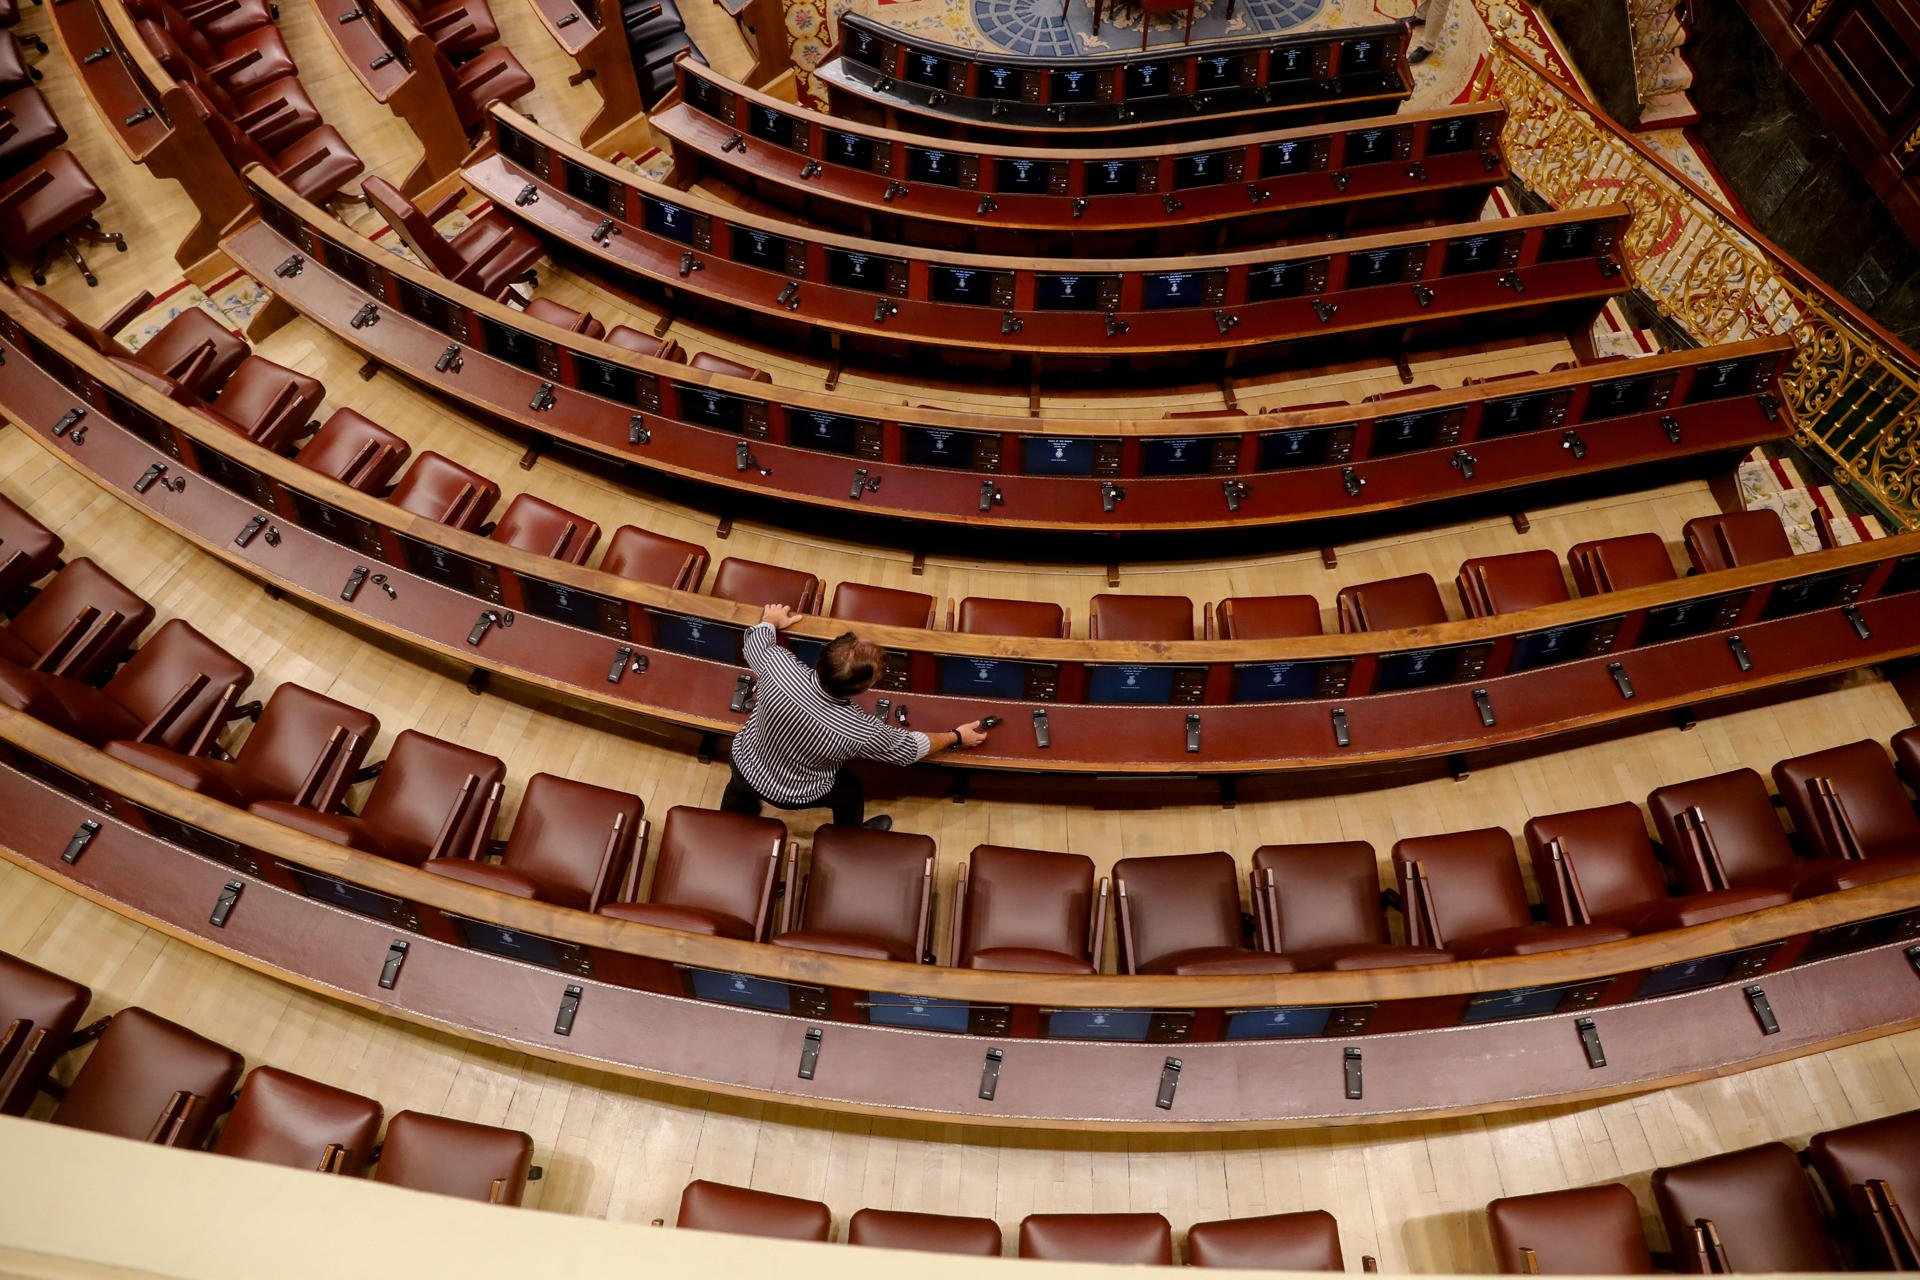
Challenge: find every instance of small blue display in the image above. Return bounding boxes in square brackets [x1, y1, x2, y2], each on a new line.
[867, 993, 973, 1032]
[689, 968, 791, 1011]
[1224, 1006, 1334, 1040]
[1046, 1009, 1152, 1041]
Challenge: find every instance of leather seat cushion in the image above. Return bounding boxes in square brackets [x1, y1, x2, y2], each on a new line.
[968, 947, 1097, 974]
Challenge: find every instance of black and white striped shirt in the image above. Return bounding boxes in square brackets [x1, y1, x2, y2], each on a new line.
[731, 622, 931, 804]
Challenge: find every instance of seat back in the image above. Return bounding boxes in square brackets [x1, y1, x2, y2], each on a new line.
[1568, 533, 1677, 595]
[1391, 828, 1532, 948]
[1683, 509, 1794, 573]
[15, 285, 109, 351]
[0, 951, 90, 1117]
[1111, 850, 1243, 973]
[51, 1007, 242, 1146]
[211, 1066, 382, 1173]
[1647, 768, 1799, 893]
[846, 1208, 1001, 1256]
[1186, 1210, 1345, 1270]
[790, 824, 934, 962]
[1251, 841, 1387, 953]
[362, 175, 470, 280]
[1652, 1141, 1842, 1272]
[709, 557, 820, 611]
[233, 684, 379, 811]
[1017, 1213, 1173, 1263]
[356, 729, 506, 866]
[957, 844, 1097, 968]
[1456, 550, 1571, 618]
[955, 596, 1067, 638]
[7, 557, 153, 678]
[1335, 573, 1447, 632]
[648, 807, 784, 940]
[101, 619, 251, 755]
[600, 525, 709, 591]
[295, 408, 412, 493]
[1523, 802, 1667, 926]
[387, 452, 500, 531]
[828, 582, 936, 629]
[488, 493, 601, 565]
[1486, 1184, 1656, 1274]
[499, 773, 643, 911]
[1213, 595, 1322, 640]
[1808, 1108, 1920, 1268]
[676, 1180, 832, 1241]
[373, 1110, 535, 1204]
[1773, 740, 1920, 861]
[1087, 593, 1194, 641]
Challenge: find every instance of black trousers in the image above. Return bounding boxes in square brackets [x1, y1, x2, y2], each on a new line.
[721, 766, 865, 827]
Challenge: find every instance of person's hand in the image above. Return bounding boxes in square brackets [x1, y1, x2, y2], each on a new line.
[956, 720, 990, 748]
[761, 604, 798, 630]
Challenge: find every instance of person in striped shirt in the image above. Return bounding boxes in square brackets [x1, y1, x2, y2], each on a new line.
[722, 604, 992, 831]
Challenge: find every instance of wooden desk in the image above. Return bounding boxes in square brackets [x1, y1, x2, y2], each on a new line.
[305, 0, 469, 194]
[524, 0, 643, 147]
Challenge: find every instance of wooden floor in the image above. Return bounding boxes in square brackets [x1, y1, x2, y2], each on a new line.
[7, 0, 1920, 1269]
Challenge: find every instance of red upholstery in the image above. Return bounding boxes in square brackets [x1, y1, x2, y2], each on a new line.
[773, 824, 935, 963]
[1683, 509, 1794, 573]
[488, 493, 601, 565]
[1653, 1142, 1842, 1272]
[295, 408, 411, 493]
[955, 844, 1100, 974]
[0, 152, 106, 274]
[955, 596, 1068, 638]
[207, 353, 324, 451]
[1568, 533, 1678, 595]
[50, 1007, 241, 1147]
[828, 582, 936, 629]
[846, 1208, 1001, 1256]
[1017, 1213, 1173, 1263]
[443, 46, 535, 130]
[400, 0, 500, 57]
[0, 950, 90, 1116]
[1456, 550, 1571, 618]
[1112, 851, 1292, 975]
[373, 1110, 535, 1204]
[0, 87, 67, 184]
[1336, 573, 1448, 632]
[600, 525, 708, 590]
[363, 176, 540, 300]
[677, 1180, 832, 1241]
[0, 557, 152, 679]
[688, 351, 771, 382]
[170, 0, 276, 44]
[121, 301, 249, 399]
[1087, 593, 1194, 641]
[1186, 1210, 1345, 1270]
[520, 297, 604, 340]
[426, 772, 640, 911]
[388, 451, 500, 531]
[605, 326, 687, 362]
[155, 6, 296, 98]
[1808, 1108, 1920, 1268]
[0, 490, 61, 604]
[1895, 726, 1920, 793]
[1486, 1184, 1656, 1274]
[1252, 842, 1451, 970]
[709, 557, 821, 611]
[598, 806, 782, 940]
[1391, 828, 1631, 958]
[211, 1066, 382, 1173]
[1213, 595, 1322, 639]
[1773, 739, 1920, 862]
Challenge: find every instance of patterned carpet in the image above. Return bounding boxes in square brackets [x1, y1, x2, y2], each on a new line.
[970, 0, 1327, 58]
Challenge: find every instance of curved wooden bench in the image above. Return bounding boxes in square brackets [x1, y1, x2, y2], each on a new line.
[304, 0, 467, 194]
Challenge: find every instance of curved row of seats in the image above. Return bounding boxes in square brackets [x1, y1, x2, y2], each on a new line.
[667, 1178, 1362, 1267]
[1, 949, 539, 1201]
[1486, 1107, 1919, 1272]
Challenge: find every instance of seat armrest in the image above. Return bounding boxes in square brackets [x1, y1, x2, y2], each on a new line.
[206, 48, 263, 78]
[0, 166, 54, 209]
[101, 290, 158, 337]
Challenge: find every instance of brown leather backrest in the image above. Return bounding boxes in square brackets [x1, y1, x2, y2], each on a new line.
[1252, 841, 1386, 953]
[9, 557, 153, 675]
[1647, 768, 1798, 893]
[710, 557, 820, 612]
[828, 582, 936, 629]
[357, 730, 507, 866]
[1773, 740, 1920, 861]
[294, 408, 411, 492]
[1486, 1183, 1656, 1274]
[1111, 850, 1242, 973]
[846, 1208, 1001, 1256]
[1017, 1213, 1173, 1263]
[955, 596, 1067, 638]
[15, 285, 105, 351]
[1087, 593, 1194, 641]
[211, 1066, 382, 1173]
[232, 683, 380, 809]
[960, 844, 1096, 966]
[1683, 509, 1793, 574]
[1391, 828, 1532, 946]
[1652, 1141, 1842, 1272]
[387, 452, 500, 531]
[1457, 550, 1571, 617]
[373, 1110, 535, 1204]
[1523, 802, 1667, 926]
[793, 824, 935, 962]
[101, 619, 251, 754]
[677, 1180, 832, 1240]
[1897, 727, 1920, 792]
[687, 352, 772, 383]
[1214, 595, 1323, 640]
[501, 773, 643, 911]
[600, 525, 709, 592]
[1808, 1108, 1920, 1265]
[1186, 1210, 1345, 1270]
[1568, 533, 1677, 595]
[0, 950, 90, 1117]
[487, 493, 601, 566]
[520, 297, 601, 338]
[51, 1007, 242, 1146]
[651, 806, 785, 939]
[362, 175, 469, 280]
[1335, 573, 1448, 632]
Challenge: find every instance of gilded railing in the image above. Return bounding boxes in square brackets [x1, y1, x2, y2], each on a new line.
[1478, 38, 1920, 528]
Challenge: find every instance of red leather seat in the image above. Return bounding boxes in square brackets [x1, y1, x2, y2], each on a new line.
[104, 299, 249, 401]
[104, 682, 376, 811]
[1653, 1142, 1842, 1272]
[955, 596, 1068, 638]
[1895, 726, 1920, 793]
[1486, 1184, 1656, 1274]
[423, 772, 641, 911]
[1807, 1108, 1920, 1268]
[601, 525, 708, 591]
[1111, 851, 1294, 975]
[363, 176, 541, 300]
[159, 0, 277, 44]
[1568, 533, 1678, 595]
[1017, 1213, 1172, 1263]
[488, 493, 601, 565]
[1456, 550, 1571, 618]
[709, 557, 821, 612]
[1087, 593, 1194, 641]
[953, 844, 1103, 974]
[206, 353, 324, 451]
[397, 0, 499, 57]
[1524, 802, 1789, 933]
[1392, 828, 1631, 959]
[605, 326, 687, 362]
[295, 408, 412, 493]
[442, 46, 535, 131]
[828, 582, 936, 629]
[373, 1110, 536, 1204]
[0, 86, 66, 181]
[206, 110, 365, 208]
[211, 1066, 383, 1173]
[249, 728, 505, 867]
[0, 150, 118, 288]
[1212, 595, 1322, 639]
[1649, 766, 1920, 898]
[0, 950, 90, 1116]
[1336, 573, 1448, 632]
[597, 806, 782, 940]
[846, 1208, 1001, 1256]
[1683, 509, 1795, 573]
[0, 618, 250, 753]
[773, 824, 935, 962]
[162, 49, 322, 153]
[1186, 1210, 1346, 1270]
[688, 351, 771, 382]
[0, 557, 152, 679]
[1773, 739, 1920, 862]
[50, 1007, 242, 1147]
[1252, 842, 1451, 970]
[520, 296, 603, 340]
[154, 4, 297, 99]
[677, 1180, 832, 1241]
[0, 490, 62, 604]
[388, 451, 500, 531]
